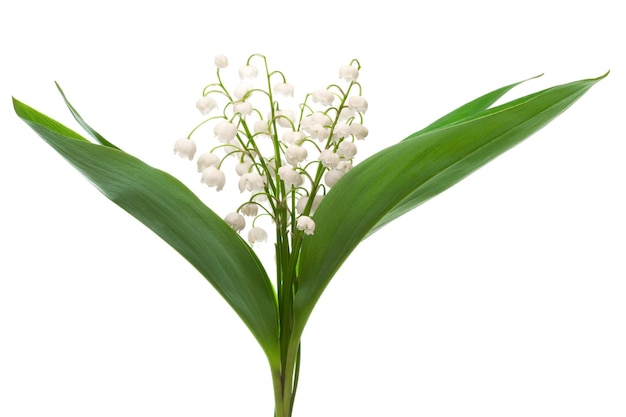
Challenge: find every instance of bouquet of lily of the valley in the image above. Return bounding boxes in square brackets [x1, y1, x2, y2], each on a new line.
[13, 53, 606, 416]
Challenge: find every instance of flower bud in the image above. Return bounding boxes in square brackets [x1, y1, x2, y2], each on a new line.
[173, 138, 196, 160]
[235, 159, 252, 176]
[348, 96, 368, 113]
[197, 152, 221, 172]
[248, 227, 268, 244]
[196, 96, 217, 115]
[214, 54, 229, 69]
[296, 216, 315, 235]
[200, 166, 226, 191]
[339, 65, 359, 82]
[224, 212, 245, 232]
[214, 120, 238, 143]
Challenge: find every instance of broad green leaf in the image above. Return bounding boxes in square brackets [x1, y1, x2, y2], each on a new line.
[293, 73, 607, 339]
[14, 98, 280, 363]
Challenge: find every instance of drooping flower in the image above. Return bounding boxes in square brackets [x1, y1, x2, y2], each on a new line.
[248, 226, 268, 244]
[233, 101, 254, 117]
[173, 138, 196, 160]
[278, 166, 303, 189]
[196, 96, 218, 115]
[285, 145, 307, 166]
[241, 203, 259, 217]
[296, 194, 324, 215]
[234, 82, 253, 100]
[348, 96, 368, 113]
[296, 216, 316, 235]
[239, 172, 266, 193]
[254, 120, 271, 136]
[200, 166, 226, 191]
[318, 149, 340, 168]
[274, 109, 295, 128]
[235, 159, 253, 176]
[239, 65, 259, 79]
[282, 130, 306, 145]
[338, 65, 359, 82]
[311, 89, 334, 106]
[337, 141, 357, 159]
[224, 212, 245, 232]
[196, 152, 221, 172]
[350, 123, 369, 140]
[214, 120, 238, 143]
[331, 122, 352, 143]
[274, 82, 294, 97]
[214, 54, 229, 69]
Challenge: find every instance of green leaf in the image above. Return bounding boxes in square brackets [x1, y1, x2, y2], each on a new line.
[14, 97, 280, 363]
[294, 72, 607, 339]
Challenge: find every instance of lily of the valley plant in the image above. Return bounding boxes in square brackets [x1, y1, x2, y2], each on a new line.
[14, 54, 605, 416]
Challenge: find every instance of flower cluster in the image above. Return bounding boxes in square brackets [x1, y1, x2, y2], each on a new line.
[174, 54, 368, 246]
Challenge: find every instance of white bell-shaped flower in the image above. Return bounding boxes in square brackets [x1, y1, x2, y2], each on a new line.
[274, 82, 294, 97]
[196, 96, 217, 115]
[285, 145, 307, 166]
[239, 65, 259, 79]
[311, 89, 334, 106]
[296, 194, 324, 215]
[197, 152, 221, 172]
[233, 101, 253, 117]
[278, 166, 303, 189]
[173, 138, 196, 160]
[214, 120, 238, 143]
[234, 82, 253, 100]
[296, 216, 315, 235]
[214, 54, 229, 69]
[248, 226, 268, 244]
[331, 123, 352, 143]
[235, 159, 253, 176]
[350, 123, 369, 140]
[348, 96, 368, 113]
[200, 166, 226, 191]
[282, 130, 306, 145]
[274, 109, 295, 128]
[319, 149, 340, 168]
[224, 212, 245, 232]
[337, 141, 357, 159]
[324, 169, 343, 187]
[338, 107, 355, 121]
[254, 120, 271, 136]
[338, 65, 359, 82]
[239, 172, 266, 193]
[241, 203, 258, 217]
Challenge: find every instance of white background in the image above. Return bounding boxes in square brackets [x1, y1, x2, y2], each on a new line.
[1, 1, 624, 416]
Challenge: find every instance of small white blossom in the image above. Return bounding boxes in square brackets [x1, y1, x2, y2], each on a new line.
[274, 82, 294, 97]
[254, 120, 271, 136]
[197, 152, 221, 172]
[214, 120, 238, 143]
[324, 169, 343, 187]
[200, 166, 226, 191]
[235, 159, 253, 176]
[296, 194, 324, 215]
[339, 65, 359, 82]
[331, 123, 352, 143]
[285, 145, 307, 166]
[296, 216, 315, 235]
[234, 82, 253, 100]
[350, 123, 369, 140]
[309, 124, 330, 142]
[239, 172, 266, 193]
[278, 166, 303, 189]
[173, 138, 196, 160]
[248, 226, 268, 244]
[233, 101, 253, 117]
[214, 54, 229, 69]
[196, 96, 218, 115]
[241, 203, 258, 217]
[311, 89, 334, 106]
[224, 212, 245, 232]
[239, 65, 259, 79]
[274, 109, 295, 128]
[338, 107, 355, 121]
[282, 130, 306, 145]
[337, 141, 357, 159]
[319, 149, 340, 168]
[348, 96, 368, 113]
